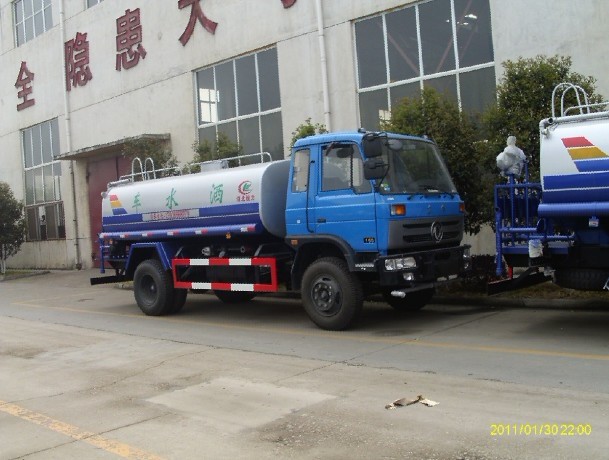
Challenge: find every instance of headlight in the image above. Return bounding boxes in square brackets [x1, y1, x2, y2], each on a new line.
[385, 257, 417, 271]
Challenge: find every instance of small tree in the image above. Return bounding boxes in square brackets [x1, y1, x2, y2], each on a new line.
[383, 87, 495, 234]
[188, 132, 242, 172]
[0, 182, 26, 275]
[290, 118, 328, 150]
[123, 138, 179, 179]
[484, 55, 603, 181]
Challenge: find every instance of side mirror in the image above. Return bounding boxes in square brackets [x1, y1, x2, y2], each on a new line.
[364, 158, 388, 180]
[362, 134, 383, 158]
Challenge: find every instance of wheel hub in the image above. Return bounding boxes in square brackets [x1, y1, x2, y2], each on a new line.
[311, 276, 341, 316]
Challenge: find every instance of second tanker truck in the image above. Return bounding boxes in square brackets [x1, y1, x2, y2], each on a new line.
[91, 130, 471, 330]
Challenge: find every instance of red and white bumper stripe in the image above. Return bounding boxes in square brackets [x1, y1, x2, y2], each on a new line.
[172, 257, 278, 292]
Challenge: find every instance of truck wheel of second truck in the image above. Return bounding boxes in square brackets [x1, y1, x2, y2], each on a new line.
[302, 257, 363, 331]
[133, 259, 174, 316]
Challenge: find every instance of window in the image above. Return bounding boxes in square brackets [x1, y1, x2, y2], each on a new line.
[291, 149, 310, 193]
[321, 144, 371, 193]
[196, 47, 284, 161]
[22, 119, 65, 241]
[14, 0, 53, 46]
[355, 0, 495, 129]
[87, 0, 103, 7]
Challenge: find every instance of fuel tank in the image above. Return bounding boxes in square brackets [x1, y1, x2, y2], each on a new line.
[101, 160, 290, 238]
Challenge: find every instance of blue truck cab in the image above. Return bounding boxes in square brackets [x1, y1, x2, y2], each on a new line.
[285, 131, 470, 319]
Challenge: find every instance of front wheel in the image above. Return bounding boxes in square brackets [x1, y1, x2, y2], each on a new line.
[133, 259, 174, 316]
[301, 257, 363, 330]
[382, 288, 434, 312]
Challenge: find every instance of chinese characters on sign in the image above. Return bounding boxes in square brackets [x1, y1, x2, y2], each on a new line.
[116, 8, 147, 71]
[65, 32, 93, 91]
[178, 0, 218, 46]
[281, 0, 297, 8]
[15, 62, 35, 111]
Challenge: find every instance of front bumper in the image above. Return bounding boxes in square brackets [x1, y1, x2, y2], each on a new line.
[377, 245, 471, 287]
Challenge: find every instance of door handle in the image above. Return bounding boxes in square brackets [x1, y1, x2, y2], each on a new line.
[317, 218, 326, 223]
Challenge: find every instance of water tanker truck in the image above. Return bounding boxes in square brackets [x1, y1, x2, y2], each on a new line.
[493, 83, 609, 293]
[91, 130, 471, 330]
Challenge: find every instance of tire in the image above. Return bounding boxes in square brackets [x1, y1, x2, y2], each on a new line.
[133, 259, 174, 316]
[554, 268, 609, 291]
[301, 257, 363, 331]
[168, 289, 188, 314]
[213, 290, 256, 303]
[382, 288, 434, 312]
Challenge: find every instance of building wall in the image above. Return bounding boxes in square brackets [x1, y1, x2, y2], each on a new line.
[1, 0, 608, 268]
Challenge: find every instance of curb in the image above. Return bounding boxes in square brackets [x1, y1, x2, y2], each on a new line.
[0, 270, 50, 282]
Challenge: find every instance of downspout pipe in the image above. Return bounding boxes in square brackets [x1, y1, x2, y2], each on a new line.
[315, 0, 331, 130]
[59, 0, 82, 269]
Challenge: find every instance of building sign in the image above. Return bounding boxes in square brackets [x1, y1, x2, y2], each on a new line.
[178, 0, 218, 46]
[116, 8, 147, 71]
[15, 61, 35, 111]
[65, 32, 93, 91]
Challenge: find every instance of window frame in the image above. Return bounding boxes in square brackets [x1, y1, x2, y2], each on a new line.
[13, 0, 53, 46]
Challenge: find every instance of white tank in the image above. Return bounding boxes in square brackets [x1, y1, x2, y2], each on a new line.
[101, 160, 290, 238]
[540, 112, 609, 205]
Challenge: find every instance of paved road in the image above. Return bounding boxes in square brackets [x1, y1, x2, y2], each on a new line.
[1, 270, 608, 459]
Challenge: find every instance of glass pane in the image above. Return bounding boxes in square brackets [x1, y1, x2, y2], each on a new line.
[23, 0, 32, 17]
[17, 23, 25, 46]
[455, 0, 493, 68]
[43, 164, 54, 201]
[25, 169, 35, 205]
[197, 68, 216, 124]
[419, 0, 455, 74]
[51, 118, 60, 157]
[57, 202, 66, 239]
[424, 75, 458, 104]
[292, 149, 309, 192]
[260, 112, 284, 161]
[359, 89, 389, 131]
[386, 7, 419, 82]
[25, 16, 34, 41]
[217, 121, 238, 148]
[238, 117, 260, 156]
[52, 162, 62, 200]
[45, 204, 58, 239]
[355, 16, 386, 88]
[15, 1, 23, 23]
[34, 168, 44, 204]
[258, 48, 280, 111]
[216, 62, 236, 121]
[38, 206, 47, 240]
[459, 66, 496, 114]
[34, 11, 43, 35]
[198, 126, 217, 157]
[236, 55, 258, 116]
[41, 121, 52, 163]
[26, 207, 38, 241]
[23, 129, 33, 168]
[390, 82, 421, 110]
[32, 125, 42, 166]
[43, 5, 52, 30]
[33, 0, 42, 13]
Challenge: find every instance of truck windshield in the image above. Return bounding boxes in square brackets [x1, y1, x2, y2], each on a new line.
[377, 138, 457, 195]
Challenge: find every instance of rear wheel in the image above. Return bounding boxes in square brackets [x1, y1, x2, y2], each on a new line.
[168, 289, 188, 314]
[301, 257, 363, 330]
[133, 259, 174, 316]
[554, 268, 609, 291]
[213, 290, 256, 303]
[382, 288, 434, 312]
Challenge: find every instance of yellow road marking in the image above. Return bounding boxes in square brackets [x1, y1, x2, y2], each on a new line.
[10, 299, 609, 362]
[0, 400, 164, 460]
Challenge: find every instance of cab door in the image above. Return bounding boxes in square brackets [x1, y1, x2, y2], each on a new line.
[313, 143, 378, 251]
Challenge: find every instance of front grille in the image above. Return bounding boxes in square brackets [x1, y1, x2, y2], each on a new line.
[388, 216, 464, 250]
